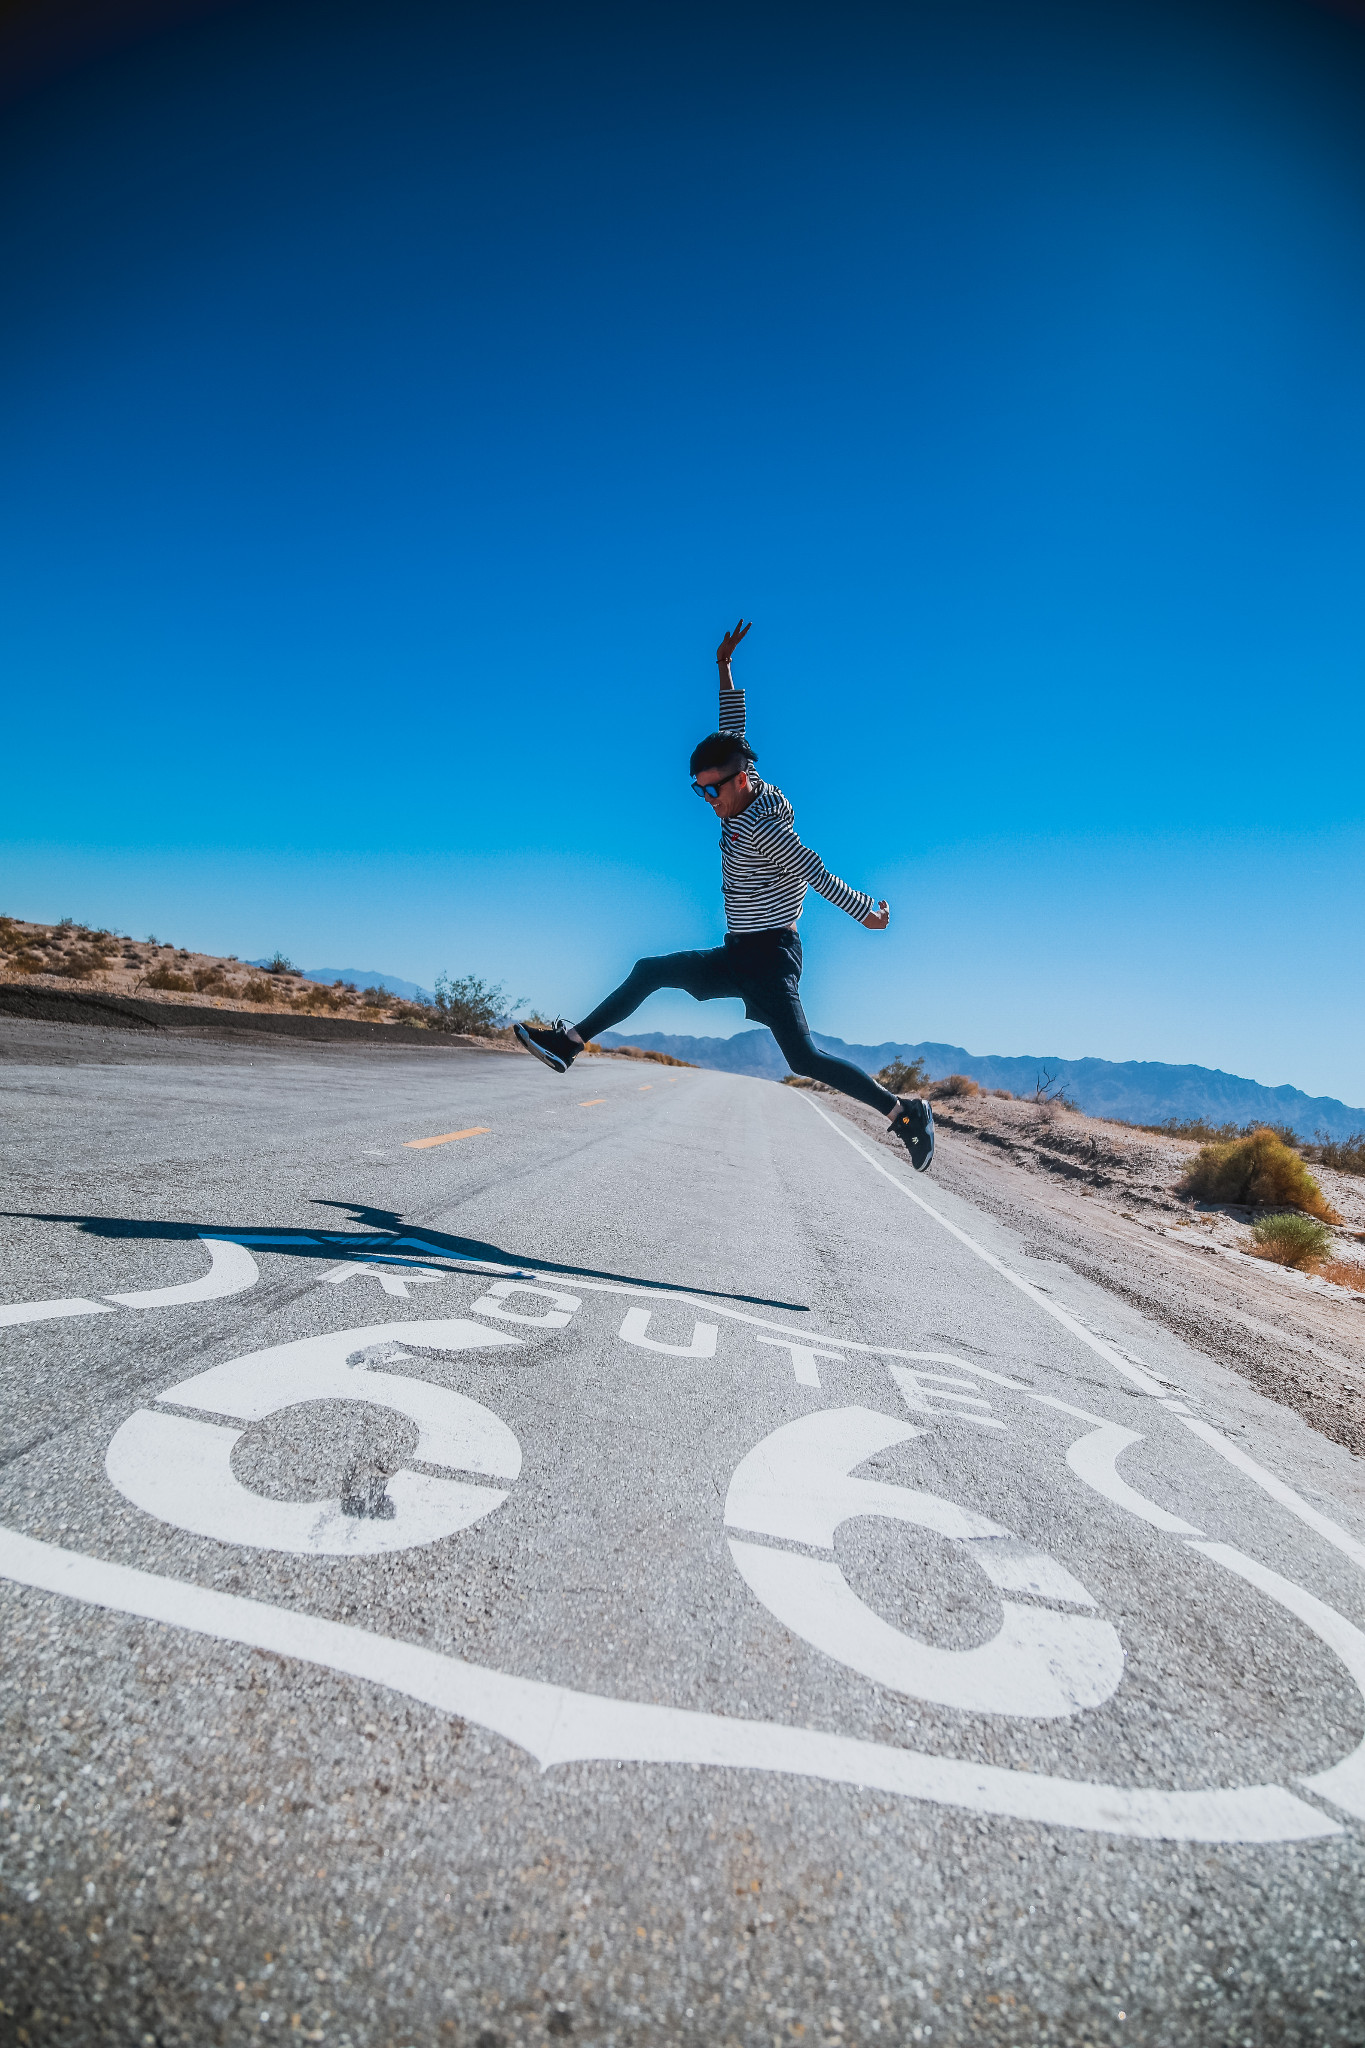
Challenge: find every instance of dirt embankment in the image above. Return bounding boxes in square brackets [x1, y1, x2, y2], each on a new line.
[818, 1086, 1365, 1459]
[0, 915, 692, 1064]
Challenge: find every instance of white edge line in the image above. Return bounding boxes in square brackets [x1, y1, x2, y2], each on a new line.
[798, 1096, 1173, 1395]
[1176, 1415, 1365, 1576]
[801, 1098, 1365, 1580]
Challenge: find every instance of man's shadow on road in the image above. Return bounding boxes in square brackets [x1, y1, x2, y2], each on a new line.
[8, 1198, 810, 1314]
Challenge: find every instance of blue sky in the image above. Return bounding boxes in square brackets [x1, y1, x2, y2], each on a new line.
[3, 0, 1364, 1103]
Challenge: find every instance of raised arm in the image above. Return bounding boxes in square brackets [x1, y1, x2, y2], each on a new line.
[716, 618, 751, 736]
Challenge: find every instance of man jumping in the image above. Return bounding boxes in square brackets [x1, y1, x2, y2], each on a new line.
[515, 621, 934, 1170]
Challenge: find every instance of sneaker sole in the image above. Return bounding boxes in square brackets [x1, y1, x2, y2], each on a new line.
[514, 1023, 567, 1074]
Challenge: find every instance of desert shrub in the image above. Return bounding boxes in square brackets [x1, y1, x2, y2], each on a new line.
[1317, 1258, 1365, 1292]
[263, 951, 298, 974]
[242, 977, 274, 1003]
[360, 985, 391, 1008]
[600, 1042, 696, 1066]
[193, 965, 228, 992]
[431, 971, 505, 1036]
[929, 1073, 980, 1100]
[1304, 1132, 1365, 1176]
[876, 1056, 929, 1094]
[10, 950, 45, 974]
[1146, 1116, 1245, 1143]
[1250, 1213, 1331, 1269]
[1180, 1128, 1338, 1221]
[56, 915, 74, 930]
[141, 965, 195, 993]
[781, 1074, 831, 1090]
[54, 953, 97, 979]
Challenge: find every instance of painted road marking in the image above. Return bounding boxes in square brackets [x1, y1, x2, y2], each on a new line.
[0, 1524, 1337, 1843]
[755, 1336, 846, 1388]
[11, 1260, 1365, 1840]
[890, 1364, 1006, 1430]
[405, 1127, 491, 1149]
[320, 1261, 447, 1298]
[109, 1236, 259, 1308]
[727, 1408, 1121, 1718]
[618, 1305, 718, 1357]
[105, 1321, 522, 1556]
[0, 1297, 116, 1328]
[468, 1279, 582, 1327]
[800, 1094, 1365, 1579]
[578, 1099, 607, 1107]
[638, 1085, 652, 1091]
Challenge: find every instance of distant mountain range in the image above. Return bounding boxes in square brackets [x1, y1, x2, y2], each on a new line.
[247, 961, 434, 1003]
[597, 1030, 1365, 1140]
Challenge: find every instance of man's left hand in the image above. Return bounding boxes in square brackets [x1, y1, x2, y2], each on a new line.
[863, 900, 890, 930]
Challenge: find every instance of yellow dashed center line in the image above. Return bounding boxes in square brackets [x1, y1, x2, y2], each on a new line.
[578, 1098, 607, 1107]
[404, 1127, 491, 1149]
[638, 1085, 652, 1091]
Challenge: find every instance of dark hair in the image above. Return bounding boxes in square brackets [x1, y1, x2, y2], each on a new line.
[689, 730, 757, 778]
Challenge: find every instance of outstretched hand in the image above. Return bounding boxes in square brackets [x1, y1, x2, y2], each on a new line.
[716, 619, 752, 667]
[863, 900, 890, 930]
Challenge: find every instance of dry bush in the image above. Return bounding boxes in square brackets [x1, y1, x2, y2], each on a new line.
[241, 977, 275, 1003]
[10, 951, 45, 974]
[597, 1043, 697, 1067]
[1318, 1258, 1365, 1293]
[141, 965, 195, 993]
[193, 965, 229, 992]
[1180, 1128, 1339, 1221]
[431, 971, 504, 1035]
[876, 1056, 929, 1094]
[991, 1089, 1013, 1099]
[928, 1073, 980, 1101]
[1250, 1214, 1331, 1269]
[1304, 1133, 1365, 1177]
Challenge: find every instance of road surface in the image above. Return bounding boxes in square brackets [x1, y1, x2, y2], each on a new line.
[2, 1020, 1364, 2046]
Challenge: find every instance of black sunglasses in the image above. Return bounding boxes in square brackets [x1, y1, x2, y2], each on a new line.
[690, 766, 747, 801]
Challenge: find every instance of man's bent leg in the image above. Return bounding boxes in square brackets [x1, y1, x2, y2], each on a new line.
[575, 948, 734, 1043]
[757, 986, 900, 1115]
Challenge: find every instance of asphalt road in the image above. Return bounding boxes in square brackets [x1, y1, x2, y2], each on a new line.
[2, 1020, 1365, 2048]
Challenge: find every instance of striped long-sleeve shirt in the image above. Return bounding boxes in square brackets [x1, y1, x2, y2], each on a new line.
[716, 685, 874, 933]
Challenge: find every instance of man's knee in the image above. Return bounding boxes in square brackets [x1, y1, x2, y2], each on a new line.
[775, 1034, 821, 1080]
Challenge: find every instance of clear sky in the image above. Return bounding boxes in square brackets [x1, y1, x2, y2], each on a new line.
[3, 0, 1363, 1103]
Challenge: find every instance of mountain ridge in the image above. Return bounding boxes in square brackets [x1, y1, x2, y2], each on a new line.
[596, 1029, 1365, 1139]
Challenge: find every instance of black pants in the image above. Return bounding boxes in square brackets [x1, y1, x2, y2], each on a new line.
[575, 929, 899, 1116]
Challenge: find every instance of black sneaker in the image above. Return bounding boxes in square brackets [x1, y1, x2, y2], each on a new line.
[888, 1095, 934, 1172]
[514, 1019, 585, 1074]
